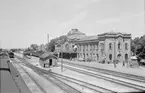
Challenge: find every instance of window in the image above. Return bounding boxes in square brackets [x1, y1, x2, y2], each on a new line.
[93, 45, 95, 50]
[87, 53, 88, 57]
[109, 54, 112, 60]
[125, 54, 128, 60]
[87, 45, 88, 51]
[101, 44, 104, 51]
[96, 54, 99, 60]
[65, 44, 69, 50]
[96, 45, 98, 51]
[109, 43, 112, 50]
[118, 42, 121, 50]
[90, 45, 92, 51]
[125, 43, 128, 50]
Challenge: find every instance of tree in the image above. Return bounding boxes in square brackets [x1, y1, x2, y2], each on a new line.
[131, 35, 145, 62]
[46, 35, 67, 52]
[30, 44, 39, 51]
[47, 39, 57, 52]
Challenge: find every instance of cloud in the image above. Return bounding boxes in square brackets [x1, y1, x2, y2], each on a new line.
[96, 12, 144, 25]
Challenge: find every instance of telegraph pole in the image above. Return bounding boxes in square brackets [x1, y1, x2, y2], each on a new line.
[61, 45, 63, 72]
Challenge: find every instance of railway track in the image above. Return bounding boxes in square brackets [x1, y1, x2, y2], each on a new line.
[15, 62, 81, 93]
[62, 61, 145, 83]
[19, 65, 48, 93]
[14, 58, 89, 93]
[12, 61, 46, 93]
[15, 57, 117, 93]
[59, 64, 145, 92]
[15, 56, 145, 92]
[50, 72, 115, 93]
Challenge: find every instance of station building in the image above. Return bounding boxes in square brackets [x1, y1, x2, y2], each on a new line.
[54, 29, 86, 59]
[75, 32, 131, 63]
[55, 29, 131, 63]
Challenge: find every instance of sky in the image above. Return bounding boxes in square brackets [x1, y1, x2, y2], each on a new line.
[0, 0, 144, 49]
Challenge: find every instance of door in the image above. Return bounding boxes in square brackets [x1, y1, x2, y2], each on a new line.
[125, 54, 128, 61]
[49, 59, 52, 66]
[117, 54, 121, 62]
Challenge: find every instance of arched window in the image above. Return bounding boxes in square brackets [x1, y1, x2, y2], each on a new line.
[65, 44, 69, 50]
[109, 43, 112, 50]
[125, 54, 128, 60]
[118, 42, 121, 50]
[125, 43, 128, 50]
[96, 54, 99, 60]
[96, 45, 98, 51]
[101, 43, 104, 50]
[87, 53, 88, 57]
[109, 54, 112, 60]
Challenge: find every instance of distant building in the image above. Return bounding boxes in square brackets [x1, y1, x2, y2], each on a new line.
[54, 29, 86, 58]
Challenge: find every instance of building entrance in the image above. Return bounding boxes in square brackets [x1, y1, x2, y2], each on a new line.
[117, 54, 121, 62]
[49, 59, 52, 66]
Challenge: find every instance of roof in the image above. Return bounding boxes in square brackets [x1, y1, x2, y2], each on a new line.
[39, 53, 58, 60]
[31, 51, 45, 57]
[67, 29, 86, 40]
[98, 32, 131, 37]
[76, 35, 98, 42]
[67, 34, 86, 40]
[67, 29, 86, 36]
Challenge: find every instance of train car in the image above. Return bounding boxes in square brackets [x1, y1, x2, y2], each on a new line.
[8, 52, 15, 58]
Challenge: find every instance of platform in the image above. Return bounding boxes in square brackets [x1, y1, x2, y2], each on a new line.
[0, 56, 31, 93]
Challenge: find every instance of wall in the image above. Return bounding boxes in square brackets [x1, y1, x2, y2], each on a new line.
[105, 38, 115, 63]
[105, 36, 131, 64]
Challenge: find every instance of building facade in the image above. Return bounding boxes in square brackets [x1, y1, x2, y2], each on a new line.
[54, 29, 84, 58]
[54, 29, 131, 64]
[75, 32, 131, 63]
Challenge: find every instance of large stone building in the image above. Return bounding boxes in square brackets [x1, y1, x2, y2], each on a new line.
[55, 29, 131, 63]
[75, 32, 131, 63]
